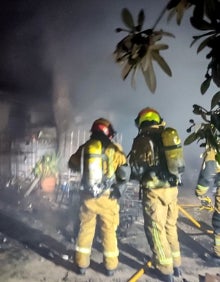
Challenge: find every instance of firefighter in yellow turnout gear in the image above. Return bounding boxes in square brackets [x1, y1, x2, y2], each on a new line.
[129, 108, 184, 282]
[68, 118, 130, 277]
[196, 146, 220, 260]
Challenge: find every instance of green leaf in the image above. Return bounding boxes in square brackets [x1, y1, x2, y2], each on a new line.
[184, 132, 199, 145]
[166, 0, 180, 10]
[190, 35, 205, 48]
[142, 60, 156, 93]
[211, 91, 220, 109]
[193, 104, 203, 115]
[176, 5, 184, 25]
[196, 35, 215, 53]
[207, 130, 219, 150]
[152, 51, 172, 77]
[121, 61, 132, 80]
[141, 50, 152, 72]
[121, 8, 135, 30]
[152, 34, 163, 43]
[190, 31, 216, 48]
[190, 17, 213, 31]
[167, 8, 176, 23]
[131, 65, 138, 89]
[151, 43, 169, 51]
[215, 152, 220, 165]
[156, 30, 175, 38]
[213, 62, 220, 87]
[205, 0, 217, 22]
[162, 31, 175, 38]
[33, 153, 59, 178]
[200, 77, 211, 94]
[137, 9, 145, 28]
[201, 112, 210, 122]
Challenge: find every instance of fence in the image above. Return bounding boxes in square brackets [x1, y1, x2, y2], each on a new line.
[10, 138, 57, 180]
[4, 127, 124, 183]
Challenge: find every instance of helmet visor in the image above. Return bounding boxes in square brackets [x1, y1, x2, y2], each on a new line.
[139, 111, 161, 126]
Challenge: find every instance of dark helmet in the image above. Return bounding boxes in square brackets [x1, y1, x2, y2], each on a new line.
[135, 107, 163, 128]
[91, 118, 116, 138]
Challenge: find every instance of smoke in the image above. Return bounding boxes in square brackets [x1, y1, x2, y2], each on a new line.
[0, 102, 10, 131]
[0, 0, 215, 184]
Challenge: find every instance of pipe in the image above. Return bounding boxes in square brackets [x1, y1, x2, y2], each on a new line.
[128, 261, 152, 282]
[178, 205, 213, 234]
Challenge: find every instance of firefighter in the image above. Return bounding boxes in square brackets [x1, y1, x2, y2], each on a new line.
[195, 146, 220, 260]
[68, 118, 130, 276]
[129, 108, 183, 282]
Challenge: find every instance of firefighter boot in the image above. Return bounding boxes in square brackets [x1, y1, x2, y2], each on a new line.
[173, 267, 182, 277]
[149, 268, 174, 282]
[105, 268, 115, 277]
[77, 267, 87, 275]
[160, 273, 174, 282]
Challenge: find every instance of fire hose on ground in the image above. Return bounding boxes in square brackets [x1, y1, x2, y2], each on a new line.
[178, 205, 213, 234]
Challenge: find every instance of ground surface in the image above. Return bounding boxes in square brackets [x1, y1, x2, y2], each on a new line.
[0, 180, 220, 282]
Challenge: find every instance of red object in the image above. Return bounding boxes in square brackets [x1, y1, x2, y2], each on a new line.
[40, 176, 56, 193]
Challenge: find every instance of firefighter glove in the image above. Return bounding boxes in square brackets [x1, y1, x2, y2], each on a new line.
[110, 184, 121, 199]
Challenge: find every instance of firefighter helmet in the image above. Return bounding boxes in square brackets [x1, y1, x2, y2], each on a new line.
[91, 118, 116, 138]
[135, 107, 162, 128]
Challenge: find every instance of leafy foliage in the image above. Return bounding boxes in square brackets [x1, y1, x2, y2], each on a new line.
[33, 153, 59, 178]
[114, 1, 220, 162]
[114, 0, 220, 95]
[184, 92, 220, 163]
[166, 0, 220, 93]
[167, 0, 192, 25]
[114, 8, 174, 93]
[165, 0, 220, 162]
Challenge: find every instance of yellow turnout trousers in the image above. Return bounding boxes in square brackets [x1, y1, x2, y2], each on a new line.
[75, 191, 119, 270]
[142, 187, 181, 275]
